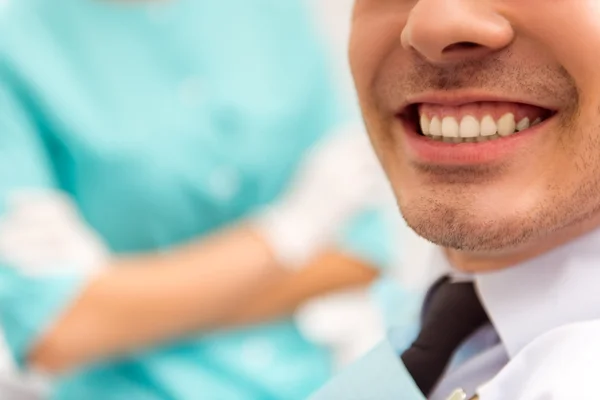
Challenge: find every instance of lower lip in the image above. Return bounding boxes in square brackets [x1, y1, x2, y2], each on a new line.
[398, 116, 552, 165]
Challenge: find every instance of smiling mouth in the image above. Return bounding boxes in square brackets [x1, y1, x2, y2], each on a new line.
[400, 101, 556, 143]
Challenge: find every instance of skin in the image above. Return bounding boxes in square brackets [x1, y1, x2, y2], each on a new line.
[350, 0, 600, 272]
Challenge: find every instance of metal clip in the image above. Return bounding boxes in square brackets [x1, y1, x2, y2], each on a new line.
[446, 389, 480, 400]
[446, 389, 467, 400]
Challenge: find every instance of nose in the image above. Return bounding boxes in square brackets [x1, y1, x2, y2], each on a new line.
[401, 0, 514, 64]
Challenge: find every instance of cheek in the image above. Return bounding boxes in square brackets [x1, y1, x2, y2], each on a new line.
[349, 13, 407, 102]
[506, 1, 600, 92]
[350, 13, 408, 163]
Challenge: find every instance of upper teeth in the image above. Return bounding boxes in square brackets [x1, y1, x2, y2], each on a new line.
[420, 113, 541, 140]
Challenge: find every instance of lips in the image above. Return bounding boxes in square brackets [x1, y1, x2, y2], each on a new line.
[400, 101, 554, 142]
[396, 99, 557, 165]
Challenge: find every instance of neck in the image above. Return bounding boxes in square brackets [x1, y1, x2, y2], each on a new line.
[446, 214, 600, 273]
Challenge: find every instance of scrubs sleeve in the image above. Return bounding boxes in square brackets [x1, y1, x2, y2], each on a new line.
[0, 79, 91, 369]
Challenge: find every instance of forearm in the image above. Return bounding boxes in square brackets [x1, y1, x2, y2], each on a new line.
[29, 226, 286, 373]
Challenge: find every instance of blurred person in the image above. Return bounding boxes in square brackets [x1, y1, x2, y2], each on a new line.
[0, 0, 394, 399]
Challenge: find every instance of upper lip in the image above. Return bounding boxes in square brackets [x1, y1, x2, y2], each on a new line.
[396, 90, 559, 114]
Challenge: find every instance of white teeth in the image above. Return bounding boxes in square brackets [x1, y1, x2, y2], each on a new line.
[480, 115, 498, 137]
[419, 112, 543, 142]
[459, 116, 480, 138]
[420, 114, 430, 135]
[516, 118, 530, 132]
[497, 113, 516, 137]
[430, 116, 442, 136]
[441, 117, 460, 138]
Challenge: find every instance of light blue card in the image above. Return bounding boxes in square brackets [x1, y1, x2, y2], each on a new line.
[309, 340, 426, 400]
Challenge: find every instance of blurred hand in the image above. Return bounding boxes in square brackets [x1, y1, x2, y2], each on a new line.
[255, 124, 391, 268]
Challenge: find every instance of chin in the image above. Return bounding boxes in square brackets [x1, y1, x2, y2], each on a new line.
[399, 200, 540, 252]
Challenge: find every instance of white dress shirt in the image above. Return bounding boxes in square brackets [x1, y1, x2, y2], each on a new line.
[430, 227, 600, 399]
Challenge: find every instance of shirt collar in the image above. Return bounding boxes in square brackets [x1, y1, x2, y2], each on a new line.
[428, 228, 600, 359]
[474, 228, 600, 358]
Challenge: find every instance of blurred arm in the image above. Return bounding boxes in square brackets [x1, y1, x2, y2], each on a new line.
[27, 225, 283, 373]
[30, 241, 378, 374]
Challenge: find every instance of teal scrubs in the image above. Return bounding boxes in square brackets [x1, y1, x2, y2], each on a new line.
[0, 0, 393, 399]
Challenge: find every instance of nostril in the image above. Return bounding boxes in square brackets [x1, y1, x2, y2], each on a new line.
[442, 41, 481, 53]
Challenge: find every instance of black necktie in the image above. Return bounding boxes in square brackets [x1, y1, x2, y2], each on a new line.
[401, 277, 490, 397]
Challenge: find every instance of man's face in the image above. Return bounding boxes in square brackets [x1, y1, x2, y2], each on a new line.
[351, 0, 600, 254]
